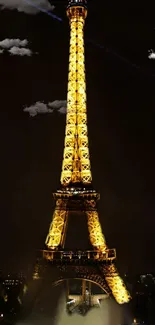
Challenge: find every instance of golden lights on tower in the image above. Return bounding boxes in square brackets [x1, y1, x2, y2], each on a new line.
[105, 264, 130, 304]
[46, 199, 68, 249]
[61, 4, 92, 185]
[45, 0, 131, 305]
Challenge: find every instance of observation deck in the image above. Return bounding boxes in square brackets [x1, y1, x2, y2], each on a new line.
[55, 186, 100, 200]
[42, 249, 116, 264]
[67, 0, 87, 9]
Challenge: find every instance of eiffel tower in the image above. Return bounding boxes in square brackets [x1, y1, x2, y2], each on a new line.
[41, 0, 130, 314]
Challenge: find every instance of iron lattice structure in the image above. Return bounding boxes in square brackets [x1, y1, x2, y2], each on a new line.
[44, 0, 130, 305]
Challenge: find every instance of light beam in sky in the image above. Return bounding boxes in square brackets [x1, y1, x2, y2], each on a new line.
[22, 0, 62, 21]
[22, 0, 155, 78]
[87, 39, 155, 78]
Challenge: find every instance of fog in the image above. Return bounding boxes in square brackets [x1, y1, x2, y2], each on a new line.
[17, 273, 132, 325]
[56, 294, 123, 325]
[17, 290, 131, 325]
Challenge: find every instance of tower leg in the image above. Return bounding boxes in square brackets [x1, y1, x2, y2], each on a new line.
[86, 209, 107, 253]
[102, 264, 131, 304]
[45, 199, 68, 249]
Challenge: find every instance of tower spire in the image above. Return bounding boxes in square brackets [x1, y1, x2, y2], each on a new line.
[61, 0, 92, 186]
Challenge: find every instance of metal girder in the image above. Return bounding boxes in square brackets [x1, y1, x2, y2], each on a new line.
[85, 199, 107, 253]
[53, 265, 111, 296]
[44, 3, 131, 307]
[45, 199, 68, 249]
[104, 264, 131, 304]
[60, 8, 92, 186]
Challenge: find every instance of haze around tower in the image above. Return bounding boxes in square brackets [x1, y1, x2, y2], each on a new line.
[17, 295, 125, 325]
[56, 294, 124, 325]
[0, 0, 155, 277]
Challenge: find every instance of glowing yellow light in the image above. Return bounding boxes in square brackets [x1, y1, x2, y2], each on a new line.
[60, 7, 92, 185]
[45, 3, 130, 306]
[23, 284, 28, 295]
[105, 264, 131, 304]
[86, 201, 107, 252]
[4, 294, 8, 302]
[45, 199, 68, 249]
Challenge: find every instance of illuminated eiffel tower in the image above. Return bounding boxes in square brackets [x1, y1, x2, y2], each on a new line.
[41, 0, 130, 314]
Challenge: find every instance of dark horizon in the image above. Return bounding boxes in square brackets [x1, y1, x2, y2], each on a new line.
[0, 0, 155, 275]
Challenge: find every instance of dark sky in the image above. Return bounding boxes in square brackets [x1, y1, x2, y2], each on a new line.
[0, 0, 155, 275]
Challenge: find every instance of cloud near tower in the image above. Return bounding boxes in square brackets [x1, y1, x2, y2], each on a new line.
[0, 39, 36, 56]
[23, 100, 67, 117]
[0, 0, 54, 14]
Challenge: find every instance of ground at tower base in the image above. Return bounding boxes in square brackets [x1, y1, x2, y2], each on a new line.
[1, 271, 155, 325]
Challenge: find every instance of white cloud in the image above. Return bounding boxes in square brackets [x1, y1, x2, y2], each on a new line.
[23, 102, 54, 117]
[58, 106, 67, 114]
[48, 100, 67, 113]
[148, 50, 155, 59]
[23, 100, 67, 117]
[9, 46, 32, 56]
[0, 0, 53, 15]
[0, 38, 36, 56]
[0, 38, 28, 49]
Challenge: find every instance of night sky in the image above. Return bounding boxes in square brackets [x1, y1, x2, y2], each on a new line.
[0, 0, 155, 275]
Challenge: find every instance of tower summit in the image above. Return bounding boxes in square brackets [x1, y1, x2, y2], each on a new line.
[61, 0, 91, 186]
[44, 0, 130, 308]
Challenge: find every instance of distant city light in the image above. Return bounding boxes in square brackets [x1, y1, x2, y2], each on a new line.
[148, 49, 155, 59]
